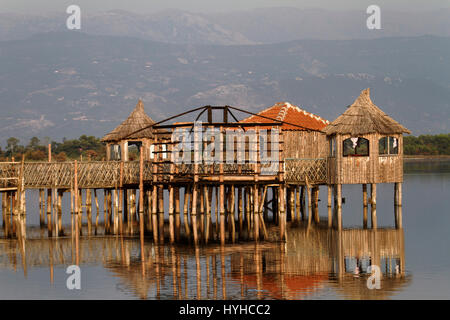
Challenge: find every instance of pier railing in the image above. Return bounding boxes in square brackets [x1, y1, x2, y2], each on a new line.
[19, 161, 154, 189]
[284, 158, 327, 184]
[0, 162, 19, 190]
[1, 158, 328, 189]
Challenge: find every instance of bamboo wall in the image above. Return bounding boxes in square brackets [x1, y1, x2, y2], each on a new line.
[283, 131, 327, 159]
[328, 133, 403, 184]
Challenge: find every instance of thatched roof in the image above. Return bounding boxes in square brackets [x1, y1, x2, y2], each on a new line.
[239, 102, 329, 131]
[101, 100, 156, 142]
[323, 88, 411, 136]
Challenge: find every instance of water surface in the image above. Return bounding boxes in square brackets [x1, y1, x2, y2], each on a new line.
[0, 160, 449, 299]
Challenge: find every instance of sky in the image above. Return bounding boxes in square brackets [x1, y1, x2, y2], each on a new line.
[1, 0, 449, 14]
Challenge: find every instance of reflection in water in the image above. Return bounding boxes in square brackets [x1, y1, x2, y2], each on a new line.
[0, 223, 410, 299]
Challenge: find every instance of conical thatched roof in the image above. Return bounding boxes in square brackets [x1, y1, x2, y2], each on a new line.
[101, 100, 156, 142]
[323, 88, 411, 136]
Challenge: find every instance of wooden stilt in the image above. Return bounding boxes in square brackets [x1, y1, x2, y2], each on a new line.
[397, 182, 402, 228]
[57, 190, 63, 236]
[219, 183, 225, 245]
[192, 185, 199, 245]
[327, 185, 332, 228]
[204, 185, 211, 244]
[169, 185, 175, 244]
[199, 186, 205, 242]
[337, 184, 342, 230]
[183, 186, 191, 242]
[229, 185, 236, 243]
[306, 186, 312, 228]
[103, 189, 108, 234]
[139, 150, 145, 257]
[39, 189, 45, 226]
[94, 189, 100, 234]
[245, 187, 251, 236]
[363, 184, 368, 229]
[371, 183, 377, 229]
[279, 185, 286, 241]
[237, 187, 243, 239]
[47, 188, 52, 236]
[158, 186, 164, 243]
[253, 184, 259, 241]
[86, 188, 92, 235]
[295, 186, 300, 223]
[300, 186, 306, 221]
[313, 186, 320, 223]
[152, 185, 159, 243]
[175, 187, 181, 242]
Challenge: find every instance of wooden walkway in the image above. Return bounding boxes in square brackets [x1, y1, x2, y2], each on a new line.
[0, 159, 328, 190]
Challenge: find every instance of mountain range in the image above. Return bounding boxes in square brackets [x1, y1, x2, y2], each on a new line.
[0, 8, 449, 143]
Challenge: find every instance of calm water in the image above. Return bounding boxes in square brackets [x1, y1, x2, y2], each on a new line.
[0, 160, 449, 299]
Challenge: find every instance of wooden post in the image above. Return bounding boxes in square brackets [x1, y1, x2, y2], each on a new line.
[286, 187, 291, 222]
[183, 186, 191, 242]
[39, 189, 45, 226]
[47, 188, 52, 236]
[253, 184, 259, 241]
[94, 189, 100, 234]
[313, 186, 320, 223]
[175, 187, 181, 242]
[168, 139, 175, 243]
[139, 149, 145, 256]
[397, 182, 403, 228]
[327, 185, 332, 228]
[272, 187, 278, 224]
[229, 185, 236, 243]
[336, 184, 342, 230]
[371, 183, 377, 229]
[86, 188, 92, 235]
[199, 186, 205, 242]
[306, 186, 312, 228]
[152, 185, 158, 243]
[363, 184, 368, 229]
[237, 187, 243, 239]
[57, 190, 63, 236]
[158, 186, 164, 243]
[219, 127, 225, 245]
[168, 185, 175, 244]
[300, 186, 305, 221]
[191, 185, 199, 245]
[245, 187, 251, 236]
[219, 183, 225, 245]
[295, 186, 300, 223]
[74, 161, 79, 259]
[204, 185, 211, 244]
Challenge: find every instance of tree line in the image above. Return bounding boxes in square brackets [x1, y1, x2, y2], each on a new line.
[0, 135, 106, 161]
[404, 134, 450, 155]
[0, 133, 448, 161]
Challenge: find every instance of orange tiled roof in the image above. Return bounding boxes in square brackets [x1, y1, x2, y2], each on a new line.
[239, 102, 329, 131]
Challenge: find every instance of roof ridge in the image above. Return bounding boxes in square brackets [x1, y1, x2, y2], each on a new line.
[280, 101, 330, 125]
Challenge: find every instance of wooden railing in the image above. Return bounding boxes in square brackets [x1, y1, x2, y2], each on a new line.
[0, 158, 328, 189]
[4, 161, 153, 189]
[284, 158, 328, 184]
[0, 162, 19, 190]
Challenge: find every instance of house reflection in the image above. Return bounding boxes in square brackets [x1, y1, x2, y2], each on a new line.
[0, 223, 410, 299]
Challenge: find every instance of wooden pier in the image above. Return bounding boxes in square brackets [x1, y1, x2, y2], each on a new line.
[0, 89, 410, 245]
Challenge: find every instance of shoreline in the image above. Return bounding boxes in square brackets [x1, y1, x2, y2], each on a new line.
[404, 155, 450, 162]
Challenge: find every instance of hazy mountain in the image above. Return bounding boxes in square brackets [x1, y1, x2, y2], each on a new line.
[0, 32, 448, 144]
[0, 8, 449, 45]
